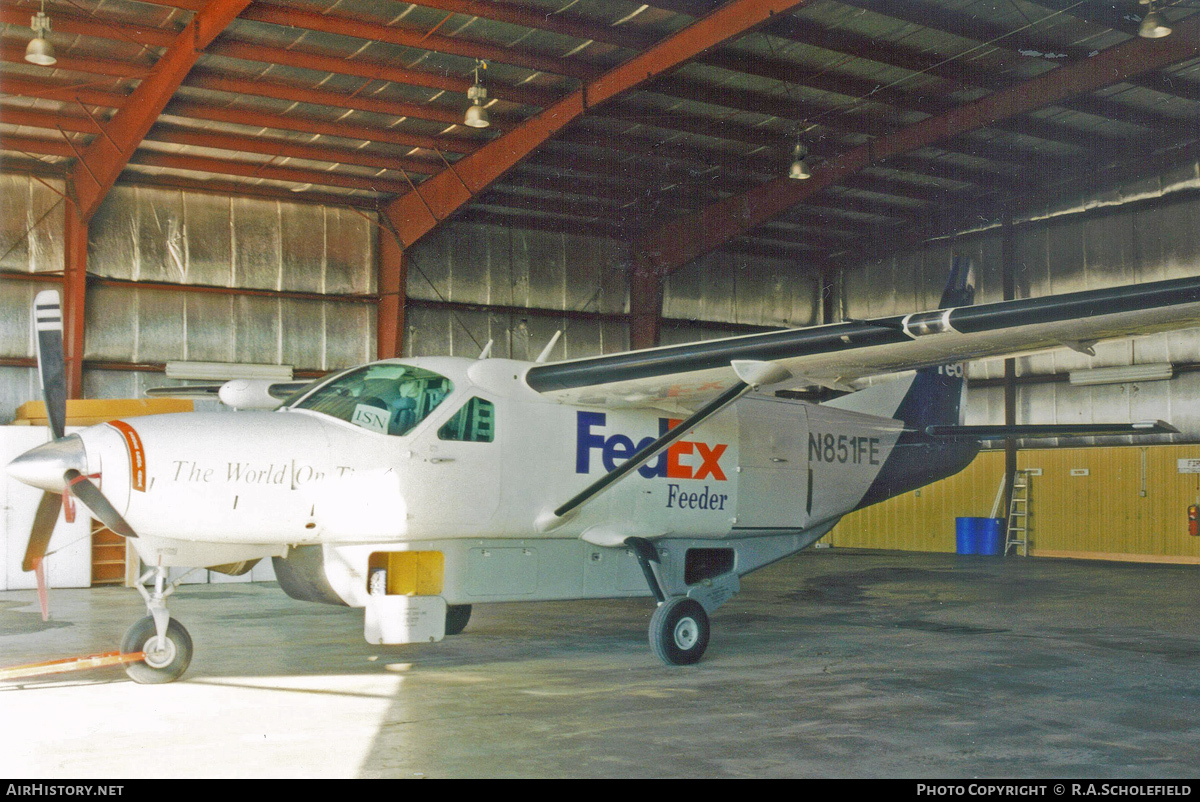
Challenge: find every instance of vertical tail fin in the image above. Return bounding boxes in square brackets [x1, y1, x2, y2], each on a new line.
[852, 258, 979, 508]
[938, 256, 975, 309]
[901, 256, 974, 430]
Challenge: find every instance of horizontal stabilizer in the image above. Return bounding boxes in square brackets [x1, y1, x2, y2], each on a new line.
[925, 421, 1179, 438]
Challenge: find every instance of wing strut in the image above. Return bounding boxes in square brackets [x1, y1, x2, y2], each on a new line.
[536, 360, 791, 532]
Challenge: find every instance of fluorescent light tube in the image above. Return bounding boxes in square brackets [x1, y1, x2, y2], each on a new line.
[165, 361, 293, 382]
[1068, 363, 1174, 386]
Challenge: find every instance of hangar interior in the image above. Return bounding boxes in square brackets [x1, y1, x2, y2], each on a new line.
[3, 0, 1200, 586]
[8, 0, 1200, 780]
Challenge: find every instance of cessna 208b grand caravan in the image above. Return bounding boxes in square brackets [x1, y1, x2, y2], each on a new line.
[7, 263, 1199, 682]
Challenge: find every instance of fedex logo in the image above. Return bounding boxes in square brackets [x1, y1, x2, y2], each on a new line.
[575, 411, 728, 481]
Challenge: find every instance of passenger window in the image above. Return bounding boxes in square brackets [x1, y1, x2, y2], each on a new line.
[438, 397, 495, 442]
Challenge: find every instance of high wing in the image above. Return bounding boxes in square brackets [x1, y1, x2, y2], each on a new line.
[524, 276, 1200, 410]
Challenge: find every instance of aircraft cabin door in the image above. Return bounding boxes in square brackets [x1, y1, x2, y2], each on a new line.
[734, 397, 810, 532]
[406, 395, 502, 530]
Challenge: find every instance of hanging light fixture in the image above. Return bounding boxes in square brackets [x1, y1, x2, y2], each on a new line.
[464, 60, 490, 129]
[788, 139, 810, 180]
[25, 1, 56, 66]
[1138, 0, 1172, 38]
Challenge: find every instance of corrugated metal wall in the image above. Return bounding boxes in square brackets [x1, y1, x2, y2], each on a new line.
[404, 221, 630, 361]
[830, 445, 1200, 563]
[86, 186, 377, 400]
[0, 177, 377, 421]
[662, 249, 821, 345]
[0, 173, 67, 420]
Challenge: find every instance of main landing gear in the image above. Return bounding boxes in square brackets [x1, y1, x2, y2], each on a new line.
[445, 604, 472, 636]
[626, 537, 712, 666]
[121, 565, 193, 684]
[649, 597, 710, 666]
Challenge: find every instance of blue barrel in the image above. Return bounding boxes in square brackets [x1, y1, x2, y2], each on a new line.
[977, 518, 1005, 555]
[955, 517, 980, 554]
[957, 517, 1005, 555]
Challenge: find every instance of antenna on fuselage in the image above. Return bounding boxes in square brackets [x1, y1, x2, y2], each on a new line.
[478, 339, 494, 360]
[535, 330, 562, 363]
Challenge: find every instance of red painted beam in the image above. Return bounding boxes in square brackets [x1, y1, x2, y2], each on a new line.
[120, 0, 207, 10]
[0, 3, 178, 47]
[0, 44, 152, 80]
[383, 0, 815, 249]
[63, 202, 87, 399]
[0, 134, 78, 159]
[242, 1, 601, 81]
[165, 101, 480, 155]
[110, 172, 381, 210]
[1, 132, 417, 195]
[3, 107, 447, 180]
[634, 14, 1200, 275]
[376, 228, 407, 360]
[70, 0, 251, 222]
[404, 0, 657, 51]
[629, 259, 664, 350]
[207, 40, 558, 109]
[146, 123, 444, 176]
[4, 102, 477, 160]
[0, 107, 101, 136]
[1, 130, 399, 200]
[128, 151, 417, 195]
[0, 76, 128, 108]
[185, 70, 517, 131]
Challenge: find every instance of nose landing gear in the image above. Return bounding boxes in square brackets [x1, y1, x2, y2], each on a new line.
[121, 566, 193, 684]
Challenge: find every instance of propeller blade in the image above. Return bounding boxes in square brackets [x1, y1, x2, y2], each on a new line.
[22, 490, 62, 573]
[33, 559, 49, 622]
[63, 469, 137, 539]
[33, 290, 67, 441]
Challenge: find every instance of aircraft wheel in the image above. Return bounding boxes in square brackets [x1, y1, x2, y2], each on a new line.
[445, 604, 472, 636]
[121, 616, 193, 684]
[649, 597, 709, 666]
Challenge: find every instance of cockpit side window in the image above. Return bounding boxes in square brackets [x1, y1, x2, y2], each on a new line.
[291, 364, 453, 436]
[438, 397, 495, 442]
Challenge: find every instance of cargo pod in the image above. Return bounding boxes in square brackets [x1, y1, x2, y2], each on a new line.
[364, 550, 451, 644]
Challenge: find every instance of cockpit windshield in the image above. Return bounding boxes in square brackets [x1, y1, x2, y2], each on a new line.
[290, 363, 453, 436]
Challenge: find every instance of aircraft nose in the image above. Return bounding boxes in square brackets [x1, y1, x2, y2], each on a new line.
[6, 434, 87, 493]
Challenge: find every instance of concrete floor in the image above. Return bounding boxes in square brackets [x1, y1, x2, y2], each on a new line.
[2, 548, 1199, 779]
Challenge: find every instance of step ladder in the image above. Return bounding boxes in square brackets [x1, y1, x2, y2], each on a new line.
[1005, 470, 1031, 556]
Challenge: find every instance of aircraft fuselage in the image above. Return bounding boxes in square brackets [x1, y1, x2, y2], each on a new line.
[44, 356, 973, 570]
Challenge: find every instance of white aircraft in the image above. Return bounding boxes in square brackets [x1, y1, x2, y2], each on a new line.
[6, 262, 1197, 682]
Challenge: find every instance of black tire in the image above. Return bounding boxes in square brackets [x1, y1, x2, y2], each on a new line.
[121, 616, 193, 684]
[445, 604, 472, 636]
[649, 597, 710, 666]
